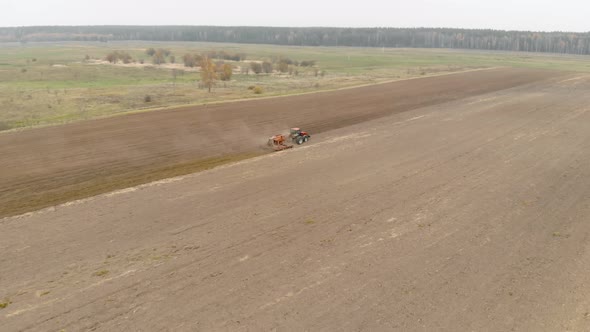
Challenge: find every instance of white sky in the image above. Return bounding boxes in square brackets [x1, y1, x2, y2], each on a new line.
[2, 0, 589, 32]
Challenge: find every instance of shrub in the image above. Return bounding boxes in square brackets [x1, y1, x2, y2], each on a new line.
[120, 53, 133, 64]
[277, 62, 289, 73]
[0, 300, 11, 309]
[183, 54, 196, 67]
[278, 57, 293, 65]
[253, 86, 263, 94]
[207, 50, 244, 61]
[247, 85, 255, 90]
[105, 52, 117, 63]
[105, 51, 133, 64]
[152, 49, 166, 65]
[250, 62, 262, 74]
[144, 95, 152, 103]
[262, 61, 272, 74]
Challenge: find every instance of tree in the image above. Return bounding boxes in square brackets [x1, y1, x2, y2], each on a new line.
[153, 49, 166, 65]
[9, 27, 590, 56]
[283, 57, 294, 64]
[105, 52, 118, 63]
[120, 52, 133, 64]
[200, 56, 217, 92]
[105, 51, 133, 64]
[169, 55, 176, 64]
[220, 64, 233, 81]
[171, 69, 178, 92]
[250, 62, 262, 74]
[262, 61, 272, 74]
[145, 48, 156, 56]
[277, 61, 289, 73]
[183, 54, 195, 67]
[241, 65, 249, 75]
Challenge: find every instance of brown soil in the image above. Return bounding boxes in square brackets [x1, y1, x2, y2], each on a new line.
[3, 69, 590, 331]
[0, 68, 562, 218]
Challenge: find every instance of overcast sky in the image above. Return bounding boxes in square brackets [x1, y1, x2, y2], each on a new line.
[2, 0, 588, 32]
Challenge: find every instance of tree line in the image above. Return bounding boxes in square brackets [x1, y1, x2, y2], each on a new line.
[4, 26, 590, 55]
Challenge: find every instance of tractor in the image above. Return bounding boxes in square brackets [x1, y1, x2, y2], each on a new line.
[267, 128, 311, 151]
[289, 128, 311, 145]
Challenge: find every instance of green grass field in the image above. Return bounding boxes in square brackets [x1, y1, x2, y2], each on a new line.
[1, 41, 589, 130]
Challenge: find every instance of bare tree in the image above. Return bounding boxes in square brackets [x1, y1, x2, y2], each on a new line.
[120, 52, 133, 64]
[105, 52, 117, 63]
[172, 69, 178, 93]
[262, 61, 272, 74]
[183, 54, 195, 67]
[277, 61, 289, 73]
[250, 62, 262, 74]
[241, 65, 249, 75]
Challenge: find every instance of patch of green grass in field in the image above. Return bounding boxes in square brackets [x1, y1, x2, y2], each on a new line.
[0, 299, 11, 309]
[1, 41, 589, 129]
[93, 270, 110, 277]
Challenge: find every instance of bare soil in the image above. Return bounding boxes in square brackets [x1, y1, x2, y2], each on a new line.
[2, 69, 590, 331]
[0, 68, 562, 218]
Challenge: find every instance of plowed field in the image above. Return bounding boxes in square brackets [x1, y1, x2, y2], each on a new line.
[3, 68, 590, 331]
[0, 68, 562, 217]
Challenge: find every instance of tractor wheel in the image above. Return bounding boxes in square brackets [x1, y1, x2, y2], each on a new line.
[304, 136, 309, 142]
[296, 137, 304, 145]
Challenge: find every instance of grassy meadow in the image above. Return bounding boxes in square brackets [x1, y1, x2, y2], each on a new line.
[1, 41, 590, 130]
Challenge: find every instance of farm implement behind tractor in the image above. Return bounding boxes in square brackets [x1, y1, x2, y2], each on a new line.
[267, 128, 311, 151]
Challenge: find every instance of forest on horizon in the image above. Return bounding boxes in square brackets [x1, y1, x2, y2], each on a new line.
[2, 26, 590, 56]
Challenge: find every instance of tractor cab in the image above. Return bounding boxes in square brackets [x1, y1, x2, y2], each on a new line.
[289, 127, 311, 145]
[290, 128, 302, 136]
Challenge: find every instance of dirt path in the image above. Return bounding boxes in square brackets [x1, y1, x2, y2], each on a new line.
[2, 73, 590, 331]
[0, 68, 564, 218]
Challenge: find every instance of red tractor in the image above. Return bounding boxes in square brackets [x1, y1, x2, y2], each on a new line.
[267, 128, 311, 151]
[289, 128, 311, 145]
